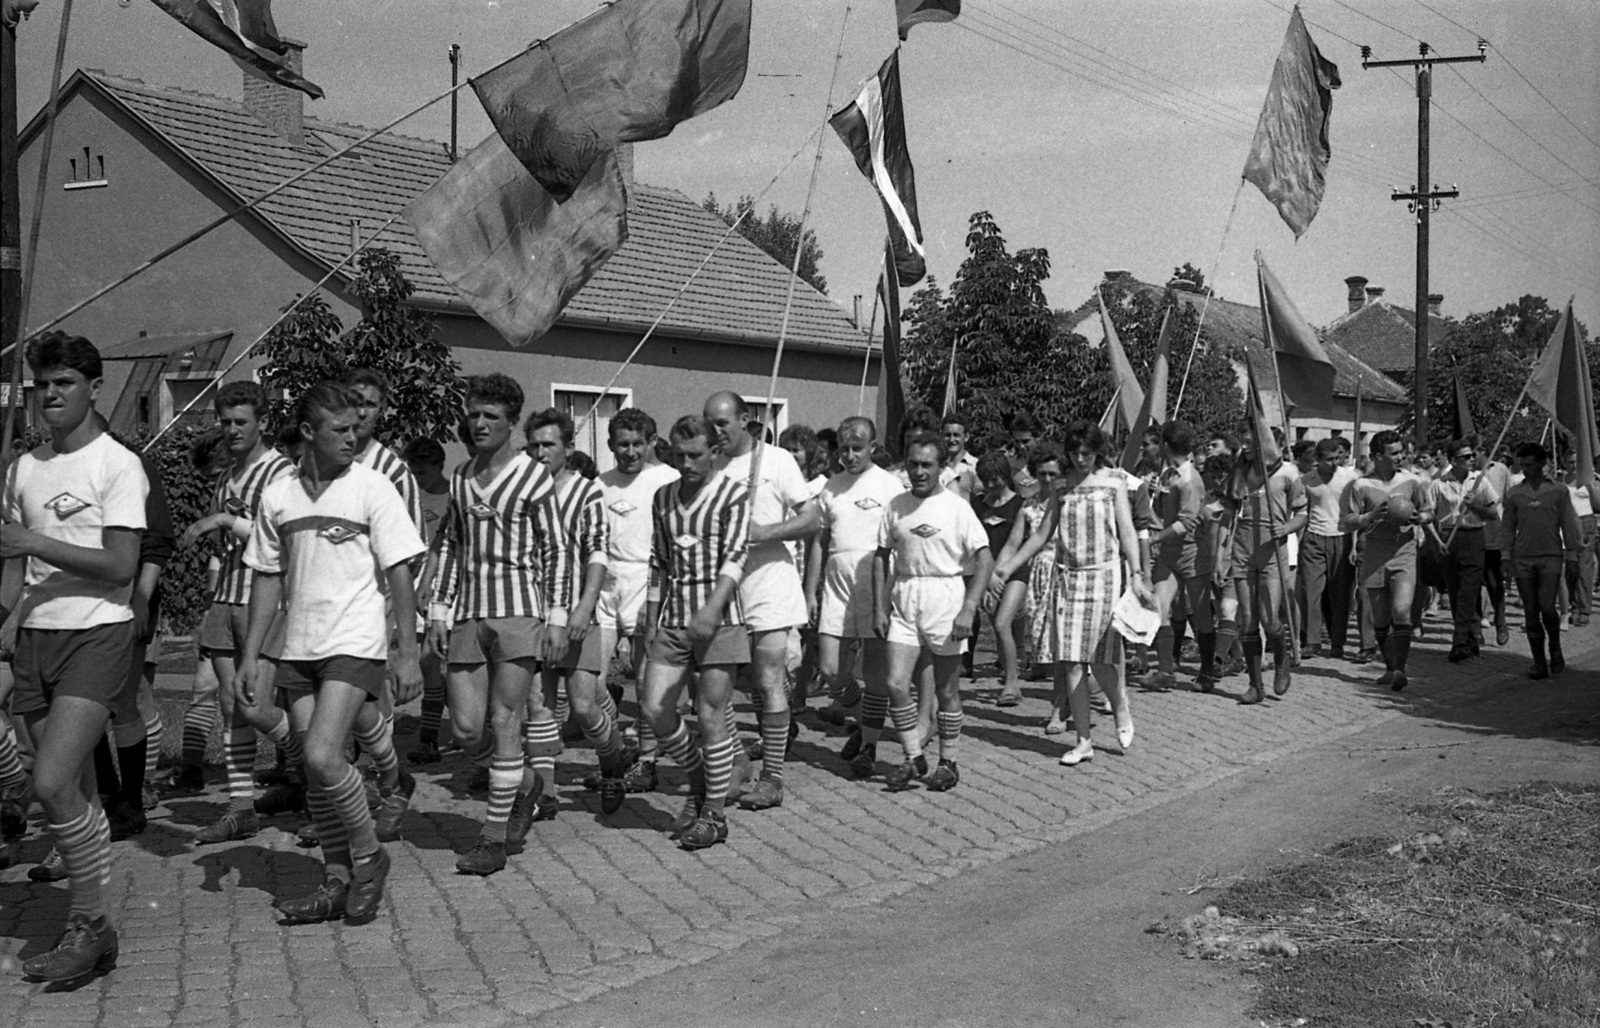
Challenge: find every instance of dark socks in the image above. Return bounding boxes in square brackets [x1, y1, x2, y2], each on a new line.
[118, 736, 148, 808]
[1214, 620, 1238, 669]
[1375, 625, 1393, 671]
[1390, 624, 1413, 671]
[1198, 631, 1218, 677]
[93, 737, 119, 799]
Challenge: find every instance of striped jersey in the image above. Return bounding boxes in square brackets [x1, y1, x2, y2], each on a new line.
[358, 439, 424, 535]
[649, 473, 750, 628]
[550, 470, 609, 608]
[433, 452, 572, 622]
[211, 447, 296, 605]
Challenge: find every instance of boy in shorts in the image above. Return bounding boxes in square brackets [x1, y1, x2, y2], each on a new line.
[639, 416, 751, 849]
[2, 332, 147, 980]
[1229, 439, 1307, 703]
[239, 382, 425, 924]
[873, 432, 993, 791]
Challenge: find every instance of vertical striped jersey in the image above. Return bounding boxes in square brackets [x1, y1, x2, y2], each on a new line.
[649, 474, 750, 628]
[550, 470, 609, 608]
[434, 452, 573, 622]
[211, 447, 296, 605]
[358, 439, 424, 535]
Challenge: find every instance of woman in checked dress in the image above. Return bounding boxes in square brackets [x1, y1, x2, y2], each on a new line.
[995, 422, 1151, 766]
[989, 445, 1066, 729]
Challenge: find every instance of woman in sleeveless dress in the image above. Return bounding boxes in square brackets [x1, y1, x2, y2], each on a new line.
[995, 421, 1152, 766]
[989, 445, 1065, 725]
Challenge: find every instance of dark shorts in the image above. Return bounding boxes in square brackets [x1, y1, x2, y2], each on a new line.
[115, 635, 153, 726]
[447, 617, 544, 665]
[647, 625, 751, 670]
[273, 655, 388, 701]
[1231, 539, 1285, 580]
[12, 621, 138, 716]
[549, 623, 606, 674]
[198, 602, 286, 659]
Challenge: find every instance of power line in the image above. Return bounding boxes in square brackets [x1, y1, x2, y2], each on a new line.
[1443, 65, 1600, 189]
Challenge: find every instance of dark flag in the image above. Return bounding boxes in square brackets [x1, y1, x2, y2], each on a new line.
[1098, 287, 1144, 432]
[830, 50, 926, 286]
[1527, 299, 1598, 490]
[874, 247, 908, 456]
[1242, 6, 1340, 237]
[1450, 370, 1476, 440]
[473, 0, 751, 202]
[896, 0, 959, 39]
[1120, 307, 1171, 471]
[404, 135, 629, 347]
[1258, 253, 1336, 415]
[151, 0, 323, 98]
[1227, 357, 1284, 504]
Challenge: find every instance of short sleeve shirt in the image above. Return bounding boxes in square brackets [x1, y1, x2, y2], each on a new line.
[819, 465, 906, 554]
[245, 463, 427, 661]
[1302, 465, 1358, 537]
[2, 432, 148, 629]
[878, 487, 990, 578]
[718, 443, 812, 566]
[599, 463, 680, 564]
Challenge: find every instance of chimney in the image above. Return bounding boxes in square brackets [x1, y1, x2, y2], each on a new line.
[1344, 275, 1368, 313]
[1365, 285, 1385, 305]
[1427, 293, 1443, 316]
[615, 142, 635, 207]
[1104, 269, 1132, 282]
[852, 294, 863, 328]
[243, 38, 306, 146]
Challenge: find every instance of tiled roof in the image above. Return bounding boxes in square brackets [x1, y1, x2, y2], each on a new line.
[1321, 300, 1447, 374]
[99, 329, 234, 361]
[72, 71, 869, 354]
[1058, 276, 1408, 404]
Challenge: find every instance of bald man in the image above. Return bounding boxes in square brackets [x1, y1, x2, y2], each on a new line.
[704, 392, 821, 811]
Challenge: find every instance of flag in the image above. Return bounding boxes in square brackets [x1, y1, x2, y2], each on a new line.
[896, 0, 959, 39]
[151, 0, 323, 97]
[1098, 387, 1121, 434]
[874, 250, 908, 457]
[1242, 6, 1340, 238]
[1098, 287, 1144, 432]
[1527, 299, 1598, 489]
[472, 0, 751, 202]
[1257, 254, 1336, 415]
[830, 50, 926, 286]
[1450, 370, 1476, 440]
[1227, 356, 1283, 502]
[404, 134, 628, 347]
[1120, 308, 1172, 470]
[941, 339, 959, 417]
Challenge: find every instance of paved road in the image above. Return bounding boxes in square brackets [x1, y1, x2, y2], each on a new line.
[0, 616, 1586, 1028]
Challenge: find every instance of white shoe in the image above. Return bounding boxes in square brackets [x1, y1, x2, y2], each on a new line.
[1116, 721, 1135, 753]
[1059, 739, 1094, 766]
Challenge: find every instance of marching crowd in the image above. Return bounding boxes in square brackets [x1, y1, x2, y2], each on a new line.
[0, 330, 1592, 982]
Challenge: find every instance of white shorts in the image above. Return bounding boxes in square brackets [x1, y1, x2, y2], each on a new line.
[739, 550, 808, 633]
[597, 560, 650, 634]
[887, 576, 968, 657]
[818, 551, 876, 639]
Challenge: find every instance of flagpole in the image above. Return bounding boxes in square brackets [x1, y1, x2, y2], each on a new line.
[857, 262, 883, 417]
[1173, 179, 1245, 417]
[1254, 252, 1302, 667]
[1, 0, 72, 459]
[140, 209, 404, 450]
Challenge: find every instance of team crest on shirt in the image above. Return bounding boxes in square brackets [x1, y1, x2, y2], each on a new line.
[608, 500, 637, 516]
[318, 523, 362, 544]
[44, 492, 90, 519]
[467, 502, 497, 520]
[982, 515, 1005, 527]
[674, 533, 700, 551]
[423, 508, 441, 525]
[910, 524, 940, 538]
[854, 498, 882, 510]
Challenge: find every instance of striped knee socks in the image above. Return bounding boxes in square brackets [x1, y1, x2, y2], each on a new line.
[223, 727, 256, 812]
[325, 765, 379, 863]
[52, 805, 111, 920]
[889, 702, 921, 760]
[522, 717, 562, 798]
[936, 710, 962, 763]
[482, 757, 524, 844]
[859, 692, 889, 746]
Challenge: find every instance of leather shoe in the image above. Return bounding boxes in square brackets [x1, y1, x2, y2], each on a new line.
[275, 877, 349, 924]
[343, 847, 390, 925]
[21, 913, 118, 981]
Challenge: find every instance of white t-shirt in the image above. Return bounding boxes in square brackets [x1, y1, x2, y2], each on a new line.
[245, 463, 426, 661]
[878, 486, 990, 578]
[2, 432, 148, 630]
[599, 462, 680, 564]
[717, 442, 812, 568]
[820, 465, 906, 555]
[1302, 465, 1358, 537]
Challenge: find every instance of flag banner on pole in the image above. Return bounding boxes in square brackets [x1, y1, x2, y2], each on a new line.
[151, 0, 324, 97]
[1099, 387, 1121, 434]
[874, 252, 908, 456]
[1451, 370, 1476, 440]
[1227, 356, 1283, 502]
[472, 0, 751, 202]
[1527, 299, 1599, 489]
[830, 50, 927, 286]
[1242, 5, 1340, 238]
[404, 134, 628, 347]
[1120, 307, 1172, 470]
[1098, 287, 1144, 432]
[941, 338, 959, 417]
[1257, 254, 1335, 416]
[896, 0, 960, 39]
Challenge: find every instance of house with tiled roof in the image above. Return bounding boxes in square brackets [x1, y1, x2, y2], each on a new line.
[1320, 275, 1449, 386]
[16, 55, 877, 464]
[1060, 270, 1408, 445]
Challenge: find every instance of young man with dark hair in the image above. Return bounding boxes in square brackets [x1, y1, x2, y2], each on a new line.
[594, 408, 678, 793]
[1430, 437, 1501, 662]
[1339, 430, 1434, 691]
[1298, 437, 1359, 659]
[427, 378, 571, 875]
[874, 432, 993, 791]
[704, 391, 818, 811]
[640, 415, 751, 848]
[939, 414, 978, 500]
[181, 381, 302, 843]
[241, 381, 425, 925]
[1148, 421, 1209, 689]
[1503, 441, 1582, 679]
[2, 331, 147, 979]
[1228, 436, 1308, 703]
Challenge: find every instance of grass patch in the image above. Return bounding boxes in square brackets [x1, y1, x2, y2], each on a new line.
[1165, 782, 1600, 1028]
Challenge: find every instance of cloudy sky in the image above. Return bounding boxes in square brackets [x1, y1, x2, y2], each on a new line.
[14, 0, 1599, 332]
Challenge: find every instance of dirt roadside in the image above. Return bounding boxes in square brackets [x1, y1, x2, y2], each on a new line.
[527, 657, 1600, 1028]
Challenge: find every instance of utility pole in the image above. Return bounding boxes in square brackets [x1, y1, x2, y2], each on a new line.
[1363, 40, 1485, 447]
[2, 20, 21, 447]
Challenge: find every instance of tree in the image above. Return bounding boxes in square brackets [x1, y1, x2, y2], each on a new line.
[1170, 262, 1212, 296]
[257, 249, 467, 444]
[702, 192, 827, 294]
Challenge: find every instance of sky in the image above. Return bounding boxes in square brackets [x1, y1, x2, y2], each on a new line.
[13, 0, 1600, 335]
